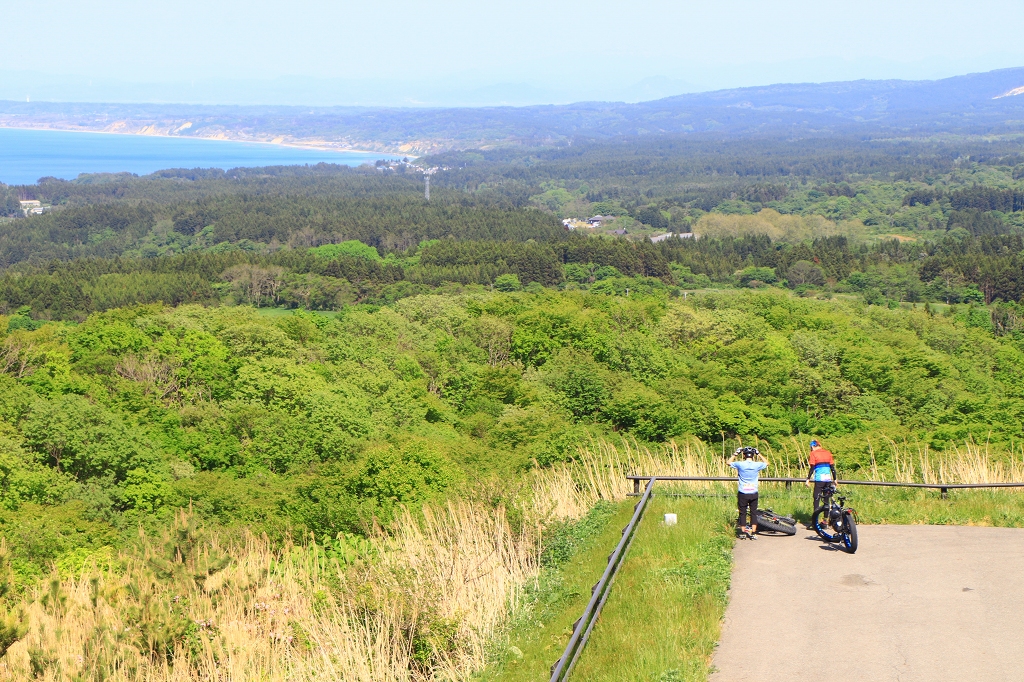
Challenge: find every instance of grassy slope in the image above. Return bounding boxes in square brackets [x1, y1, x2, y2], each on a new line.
[476, 501, 635, 682]
[477, 495, 735, 682]
[570, 496, 733, 682]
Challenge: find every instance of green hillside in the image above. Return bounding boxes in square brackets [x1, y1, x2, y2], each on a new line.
[1, 289, 1022, 584]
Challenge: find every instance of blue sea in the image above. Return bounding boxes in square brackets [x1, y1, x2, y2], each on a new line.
[0, 127, 393, 185]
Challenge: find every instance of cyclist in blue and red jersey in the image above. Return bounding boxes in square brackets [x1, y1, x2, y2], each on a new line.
[804, 439, 838, 512]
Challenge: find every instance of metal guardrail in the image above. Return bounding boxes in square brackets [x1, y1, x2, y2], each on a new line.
[549, 476, 655, 682]
[550, 473, 1024, 681]
[626, 475, 1024, 499]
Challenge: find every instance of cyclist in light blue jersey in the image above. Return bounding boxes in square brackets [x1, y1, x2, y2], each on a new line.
[729, 446, 768, 537]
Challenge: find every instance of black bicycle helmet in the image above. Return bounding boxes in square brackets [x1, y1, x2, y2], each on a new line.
[733, 446, 760, 459]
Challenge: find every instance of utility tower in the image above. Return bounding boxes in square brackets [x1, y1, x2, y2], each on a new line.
[422, 167, 437, 201]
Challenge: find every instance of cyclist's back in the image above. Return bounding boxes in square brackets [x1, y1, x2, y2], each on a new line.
[805, 439, 837, 510]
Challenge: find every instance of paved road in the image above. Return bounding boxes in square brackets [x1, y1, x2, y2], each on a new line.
[710, 525, 1024, 682]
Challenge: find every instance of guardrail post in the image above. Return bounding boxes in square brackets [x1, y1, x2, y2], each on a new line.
[941, 487, 948, 499]
[633, 478, 640, 495]
[785, 481, 792, 491]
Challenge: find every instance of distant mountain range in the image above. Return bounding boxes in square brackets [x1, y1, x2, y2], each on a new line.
[1, 68, 1023, 155]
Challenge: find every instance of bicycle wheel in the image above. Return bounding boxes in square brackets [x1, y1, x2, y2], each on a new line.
[842, 511, 858, 553]
[811, 507, 840, 542]
[755, 512, 797, 536]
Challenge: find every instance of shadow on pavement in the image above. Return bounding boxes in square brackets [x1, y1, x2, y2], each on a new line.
[800, 533, 845, 551]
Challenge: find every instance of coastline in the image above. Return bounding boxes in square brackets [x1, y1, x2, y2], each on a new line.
[0, 123, 413, 157]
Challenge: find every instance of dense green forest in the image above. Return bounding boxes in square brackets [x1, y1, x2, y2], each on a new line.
[2, 230, 1023, 322]
[2, 135, 1023, 322]
[2, 288, 1023, 582]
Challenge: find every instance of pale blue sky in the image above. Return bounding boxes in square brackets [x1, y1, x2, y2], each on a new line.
[2, 0, 1024, 106]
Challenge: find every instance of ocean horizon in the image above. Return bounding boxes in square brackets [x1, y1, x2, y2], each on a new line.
[0, 127, 393, 185]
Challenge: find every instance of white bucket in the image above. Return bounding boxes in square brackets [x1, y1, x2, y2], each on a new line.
[664, 513, 678, 526]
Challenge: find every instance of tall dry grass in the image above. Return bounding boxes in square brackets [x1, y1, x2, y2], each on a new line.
[0, 501, 540, 682]
[531, 438, 734, 518]
[533, 435, 1024, 508]
[882, 438, 1024, 485]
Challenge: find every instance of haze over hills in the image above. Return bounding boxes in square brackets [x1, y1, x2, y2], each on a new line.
[2, 67, 1024, 155]
[0, 70, 703, 109]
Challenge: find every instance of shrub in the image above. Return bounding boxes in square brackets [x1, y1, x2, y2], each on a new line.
[493, 274, 522, 292]
[787, 260, 825, 287]
[310, 240, 382, 262]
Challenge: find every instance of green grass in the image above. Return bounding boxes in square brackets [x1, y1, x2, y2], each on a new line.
[476, 495, 735, 682]
[569, 496, 733, 682]
[476, 501, 636, 682]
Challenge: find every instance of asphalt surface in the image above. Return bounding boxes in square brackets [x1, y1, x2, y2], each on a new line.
[710, 525, 1024, 682]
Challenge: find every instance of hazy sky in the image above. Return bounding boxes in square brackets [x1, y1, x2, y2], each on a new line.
[3, 0, 1024, 106]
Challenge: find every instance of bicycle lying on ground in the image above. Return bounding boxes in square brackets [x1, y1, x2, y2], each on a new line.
[812, 484, 858, 553]
[753, 509, 797, 536]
